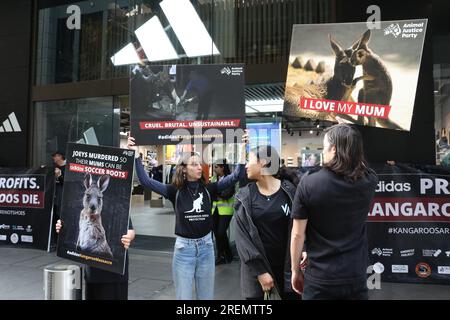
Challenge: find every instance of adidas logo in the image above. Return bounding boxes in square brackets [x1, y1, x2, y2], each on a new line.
[0, 112, 22, 133]
[111, 0, 219, 66]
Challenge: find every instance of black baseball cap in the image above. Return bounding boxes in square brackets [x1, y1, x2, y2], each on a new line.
[51, 151, 65, 158]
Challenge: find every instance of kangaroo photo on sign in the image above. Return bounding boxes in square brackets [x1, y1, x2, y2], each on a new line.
[283, 19, 427, 131]
[57, 143, 135, 274]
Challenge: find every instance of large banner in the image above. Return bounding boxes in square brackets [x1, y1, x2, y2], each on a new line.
[368, 165, 450, 284]
[0, 167, 54, 250]
[300, 150, 323, 167]
[57, 144, 135, 274]
[283, 19, 427, 131]
[130, 64, 246, 145]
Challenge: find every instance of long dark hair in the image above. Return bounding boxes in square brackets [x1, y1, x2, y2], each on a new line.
[278, 166, 300, 186]
[213, 159, 231, 177]
[172, 152, 206, 189]
[323, 124, 368, 182]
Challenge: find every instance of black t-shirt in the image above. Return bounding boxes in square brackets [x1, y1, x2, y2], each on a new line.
[248, 183, 291, 272]
[291, 168, 378, 284]
[165, 181, 218, 239]
[54, 164, 65, 210]
[55, 164, 65, 184]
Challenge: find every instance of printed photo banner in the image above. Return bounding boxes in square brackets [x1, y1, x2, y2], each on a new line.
[130, 63, 246, 145]
[0, 167, 55, 251]
[283, 19, 427, 131]
[368, 164, 450, 284]
[301, 150, 323, 167]
[57, 143, 135, 274]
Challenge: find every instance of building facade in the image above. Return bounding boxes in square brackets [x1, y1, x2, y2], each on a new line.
[0, 0, 449, 167]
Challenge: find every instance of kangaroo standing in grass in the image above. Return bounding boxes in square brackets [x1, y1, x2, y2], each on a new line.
[76, 173, 113, 258]
[350, 29, 402, 129]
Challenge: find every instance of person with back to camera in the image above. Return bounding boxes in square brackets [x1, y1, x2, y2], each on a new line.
[234, 145, 306, 300]
[128, 132, 248, 300]
[290, 124, 378, 300]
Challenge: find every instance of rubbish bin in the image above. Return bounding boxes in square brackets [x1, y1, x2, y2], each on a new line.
[44, 265, 82, 300]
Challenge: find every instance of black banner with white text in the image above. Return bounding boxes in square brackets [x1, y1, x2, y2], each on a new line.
[368, 164, 450, 284]
[0, 167, 55, 250]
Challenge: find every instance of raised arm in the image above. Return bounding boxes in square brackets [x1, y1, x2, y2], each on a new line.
[128, 135, 170, 198]
[217, 164, 245, 192]
[217, 131, 248, 192]
[135, 158, 170, 198]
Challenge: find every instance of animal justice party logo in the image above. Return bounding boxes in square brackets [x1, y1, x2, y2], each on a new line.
[384, 21, 425, 39]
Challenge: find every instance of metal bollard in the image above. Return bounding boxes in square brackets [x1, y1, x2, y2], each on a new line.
[44, 264, 82, 300]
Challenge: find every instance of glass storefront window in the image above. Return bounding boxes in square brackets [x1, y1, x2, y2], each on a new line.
[36, 0, 145, 85]
[35, 0, 334, 85]
[33, 97, 119, 166]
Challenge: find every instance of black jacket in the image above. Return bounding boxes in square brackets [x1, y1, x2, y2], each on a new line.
[234, 180, 297, 298]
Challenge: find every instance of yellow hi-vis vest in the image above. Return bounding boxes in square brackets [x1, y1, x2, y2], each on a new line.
[211, 175, 235, 216]
[212, 198, 234, 216]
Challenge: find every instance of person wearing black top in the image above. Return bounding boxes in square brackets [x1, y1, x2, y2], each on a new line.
[211, 159, 235, 265]
[128, 134, 247, 300]
[51, 151, 66, 245]
[55, 219, 135, 300]
[290, 124, 378, 300]
[234, 145, 305, 300]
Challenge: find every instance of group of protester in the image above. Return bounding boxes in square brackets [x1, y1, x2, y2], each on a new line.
[54, 123, 378, 300]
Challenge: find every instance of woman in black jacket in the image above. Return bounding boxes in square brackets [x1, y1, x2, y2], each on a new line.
[234, 145, 305, 300]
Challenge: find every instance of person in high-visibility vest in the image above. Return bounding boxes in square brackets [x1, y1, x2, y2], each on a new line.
[211, 159, 236, 265]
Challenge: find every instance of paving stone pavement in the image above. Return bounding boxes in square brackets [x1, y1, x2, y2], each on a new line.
[0, 246, 449, 300]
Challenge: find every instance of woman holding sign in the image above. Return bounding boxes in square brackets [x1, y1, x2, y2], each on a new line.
[128, 133, 247, 300]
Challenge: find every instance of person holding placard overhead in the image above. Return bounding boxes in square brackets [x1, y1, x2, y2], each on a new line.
[128, 132, 248, 300]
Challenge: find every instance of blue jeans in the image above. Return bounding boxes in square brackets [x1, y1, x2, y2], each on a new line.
[172, 232, 215, 300]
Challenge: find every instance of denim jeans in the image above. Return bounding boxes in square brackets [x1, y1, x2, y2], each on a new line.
[172, 232, 215, 300]
[302, 278, 369, 300]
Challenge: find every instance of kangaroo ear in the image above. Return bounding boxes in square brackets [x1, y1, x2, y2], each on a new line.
[359, 29, 371, 47]
[329, 34, 344, 56]
[98, 175, 110, 193]
[84, 173, 92, 190]
[350, 37, 361, 50]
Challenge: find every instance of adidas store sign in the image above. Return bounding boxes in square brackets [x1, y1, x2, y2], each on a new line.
[0, 112, 22, 133]
[110, 0, 220, 65]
